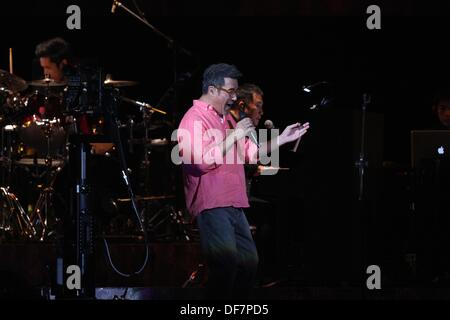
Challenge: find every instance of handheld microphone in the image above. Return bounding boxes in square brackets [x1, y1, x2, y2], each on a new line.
[264, 119, 275, 129]
[111, 0, 118, 13]
[239, 110, 260, 148]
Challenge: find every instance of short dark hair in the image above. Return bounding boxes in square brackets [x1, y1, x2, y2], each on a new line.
[235, 83, 264, 107]
[433, 88, 450, 106]
[202, 63, 242, 94]
[35, 37, 72, 64]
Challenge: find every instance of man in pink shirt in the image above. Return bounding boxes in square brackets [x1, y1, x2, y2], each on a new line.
[177, 63, 309, 299]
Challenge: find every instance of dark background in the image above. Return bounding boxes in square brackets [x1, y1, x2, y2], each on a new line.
[2, 1, 449, 163]
[1, 0, 450, 288]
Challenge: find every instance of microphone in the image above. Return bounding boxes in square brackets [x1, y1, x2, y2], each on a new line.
[309, 97, 332, 110]
[301, 81, 328, 93]
[301, 81, 333, 110]
[111, 0, 118, 13]
[264, 119, 275, 129]
[239, 110, 260, 148]
[120, 96, 167, 115]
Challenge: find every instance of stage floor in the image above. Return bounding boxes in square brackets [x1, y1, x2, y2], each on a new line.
[0, 240, 203, 293]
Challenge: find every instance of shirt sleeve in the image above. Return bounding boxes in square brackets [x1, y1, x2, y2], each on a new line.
[245, 137, 259, 164]
[178, 113, 223, 176]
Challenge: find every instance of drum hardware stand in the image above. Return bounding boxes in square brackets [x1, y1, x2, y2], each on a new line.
[0, 124, 16, 187]
[58, 73, 101, 297]
[141, 106, 154, 196]
[146, 204, 191, 241]
[120, 95, 166, 195]
[58, 134, 94, 299]
[29, 168, 62, 241]
[0, 124, 36, 239]
[28, 118, 63, 241]
[0, 186, 36, 239]
[127, 116, 134, 154]
[120, 96, 181, 239]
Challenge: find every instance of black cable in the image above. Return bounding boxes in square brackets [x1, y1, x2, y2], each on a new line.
[102, 91, 150, 277]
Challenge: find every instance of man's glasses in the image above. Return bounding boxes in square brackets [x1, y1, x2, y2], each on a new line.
[215, 86, 237, 97]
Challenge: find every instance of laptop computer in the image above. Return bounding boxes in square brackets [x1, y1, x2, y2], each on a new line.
[411, 130, 450, 168]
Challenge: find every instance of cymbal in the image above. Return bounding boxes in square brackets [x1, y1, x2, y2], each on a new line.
[128, 137, 170, 146]
[116, 195, 176, 202]
[104, 79, 138, 87]
[133, 122, 165, 131]
[29, 78, 67, 87]
[119, 123, 163, 131]
[0, 69, 28, 92]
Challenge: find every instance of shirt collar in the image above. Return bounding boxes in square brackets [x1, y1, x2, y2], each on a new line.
[193, 99, 224, 121]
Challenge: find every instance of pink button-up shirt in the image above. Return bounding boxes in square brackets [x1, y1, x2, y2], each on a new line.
[178, 100, 257, 218]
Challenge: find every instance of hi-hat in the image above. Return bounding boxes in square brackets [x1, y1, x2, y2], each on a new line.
[0, 69, 28, 92]
[29, 77, 67, 87]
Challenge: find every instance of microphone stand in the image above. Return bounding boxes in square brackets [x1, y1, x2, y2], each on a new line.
[112, 0, 191, 57]
[355, 93, 370, 291]
[120, 96, 167, 115]
[356, 93, 370, 202]
[111, 0, 193, 122]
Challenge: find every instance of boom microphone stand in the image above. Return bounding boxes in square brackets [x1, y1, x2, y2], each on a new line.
[111, 0, 193, 121]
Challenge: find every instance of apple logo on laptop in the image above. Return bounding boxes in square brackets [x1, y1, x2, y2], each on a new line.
[438, 146, 445, 155]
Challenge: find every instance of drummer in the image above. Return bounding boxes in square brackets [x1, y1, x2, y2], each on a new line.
[32, 37, 73, 122]
[34, 37, 113, 155]
[35, 37, 73, 84]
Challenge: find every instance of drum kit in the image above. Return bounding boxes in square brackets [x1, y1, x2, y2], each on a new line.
[0, 68, 178, 242]
[0, 70, 73, 240]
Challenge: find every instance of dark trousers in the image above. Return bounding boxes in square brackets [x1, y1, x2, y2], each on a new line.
[196, 207, 259, 300]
